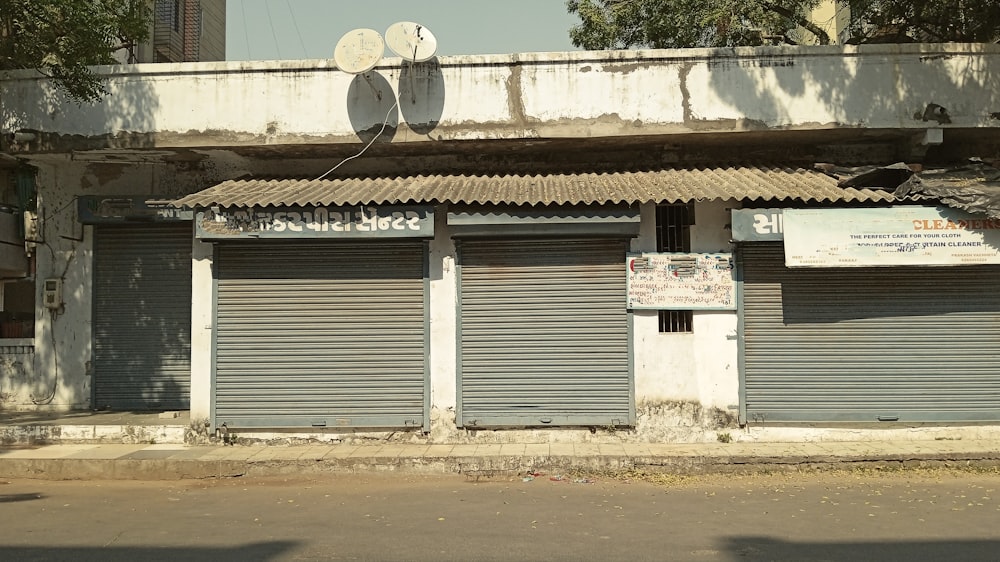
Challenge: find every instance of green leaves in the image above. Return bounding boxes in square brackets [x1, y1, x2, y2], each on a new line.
[842, 0, 1000, 44]
[567, 0, 824, 49]
[1, 0, 151, 103]
[567, 0, 1000, 49]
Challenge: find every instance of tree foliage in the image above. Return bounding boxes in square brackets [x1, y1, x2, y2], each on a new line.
[842, 0, 1000, 44]
[0, 0, 151, 103]
[567, 0, 1000, 50]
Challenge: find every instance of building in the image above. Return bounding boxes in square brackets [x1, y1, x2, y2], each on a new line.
[1, 43, 999, 444]
[787, 0, 851, 45]
[116, 0, 226, 64]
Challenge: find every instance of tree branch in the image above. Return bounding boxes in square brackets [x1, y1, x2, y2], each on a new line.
[763, 2, 831, 45]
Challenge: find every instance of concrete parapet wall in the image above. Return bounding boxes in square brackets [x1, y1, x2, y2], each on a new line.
[3, 44, 998, 152]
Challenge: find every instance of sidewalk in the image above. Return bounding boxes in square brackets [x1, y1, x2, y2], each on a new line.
[1, 439, 998, 481]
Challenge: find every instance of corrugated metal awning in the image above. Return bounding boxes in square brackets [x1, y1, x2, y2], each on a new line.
[839, 161, 1000, 220]
[172, 166, 895, 208]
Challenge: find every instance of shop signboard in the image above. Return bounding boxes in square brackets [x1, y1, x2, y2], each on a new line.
[783, 206, 1000, 267]
[731, 208, 784, 241]
[195, 205, 434, 239]
[78, 196, 193, 223]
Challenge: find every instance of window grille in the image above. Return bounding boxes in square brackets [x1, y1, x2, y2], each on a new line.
[656, 204, 694, 333]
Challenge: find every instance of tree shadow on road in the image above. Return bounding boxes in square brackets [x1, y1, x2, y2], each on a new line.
[2, 541, 297, 561]
[0, 492, 43, 503]
[724, 536, 1000, 562]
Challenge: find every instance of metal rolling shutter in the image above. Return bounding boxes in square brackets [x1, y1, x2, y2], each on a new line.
[93, 223, 192, 409]
[213, 241, 427, 429]
[740, 243, 1000, 422]
[458, 239, 632, 427]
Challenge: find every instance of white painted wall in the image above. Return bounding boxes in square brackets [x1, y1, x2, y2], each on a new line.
[10, 161, 96, 410]
[427, 209, 457, 422]
[632, 201, 738, 416]
[689, 200, 739, 410]
[0, 160, 201, 412]
[3, 44, 998, 148]
[189, 238, 213, 422]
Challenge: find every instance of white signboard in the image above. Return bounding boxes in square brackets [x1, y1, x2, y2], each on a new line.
[626, 253, 736, 310]
[784, 207, 1000, 267]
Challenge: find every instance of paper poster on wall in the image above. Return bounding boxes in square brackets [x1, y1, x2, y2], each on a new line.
[626, 253, 736, 310]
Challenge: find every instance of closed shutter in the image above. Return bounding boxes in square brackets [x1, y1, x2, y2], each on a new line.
[213, 241, 427, 429]
[740, 243, 1000, 422]
[93, 223, 192, 409]
[458, 238, 632, 427]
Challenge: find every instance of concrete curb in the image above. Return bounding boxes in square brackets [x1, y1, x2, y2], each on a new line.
[3, 449, 1000, 480]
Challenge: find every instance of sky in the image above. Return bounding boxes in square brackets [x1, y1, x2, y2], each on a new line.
[225, 0, 582, 61]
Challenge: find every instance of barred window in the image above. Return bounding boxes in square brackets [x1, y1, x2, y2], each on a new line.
[656, 203, 694, 333]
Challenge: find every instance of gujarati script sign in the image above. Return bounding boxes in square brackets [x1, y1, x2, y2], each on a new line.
[626, 253, 736, 310]
[195, 205, 434, 239]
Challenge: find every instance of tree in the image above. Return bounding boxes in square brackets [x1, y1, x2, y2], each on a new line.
[0, 0, 151, 103]
[567, 0, 1000, 49]
[842, 0, 1000, 44]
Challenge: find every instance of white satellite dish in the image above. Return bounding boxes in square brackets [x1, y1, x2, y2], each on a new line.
[334, 28, 385, 74]
[385, 22, 437, 63]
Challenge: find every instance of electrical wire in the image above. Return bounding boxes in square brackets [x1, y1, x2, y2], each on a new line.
[263, 0, 282, 59]
[240, 0, 252, 60]
[31, 195, 78, 405]
[45, 196, 77, 221]
[314, 100, 398, 181]
[284, 0, 309, 59]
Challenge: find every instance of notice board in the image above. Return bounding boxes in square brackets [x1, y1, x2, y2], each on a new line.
[626, 253, 736, 310]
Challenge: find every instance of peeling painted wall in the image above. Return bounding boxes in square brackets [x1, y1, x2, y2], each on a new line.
[6, 161, 96, 411]
[3, 44, 999, 152]
[631, 201, 738, 417]
[0, 345, 36, 406]
[0, 158, 217, 412]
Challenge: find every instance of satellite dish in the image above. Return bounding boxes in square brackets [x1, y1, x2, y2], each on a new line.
[334, 28, 385, 74]
[385, 22, 437, 63]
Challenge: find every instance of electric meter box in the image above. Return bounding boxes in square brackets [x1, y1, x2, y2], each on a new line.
[43, 278, 62, 309]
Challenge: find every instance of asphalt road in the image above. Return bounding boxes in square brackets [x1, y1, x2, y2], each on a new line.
[1, 469, 998, 561]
